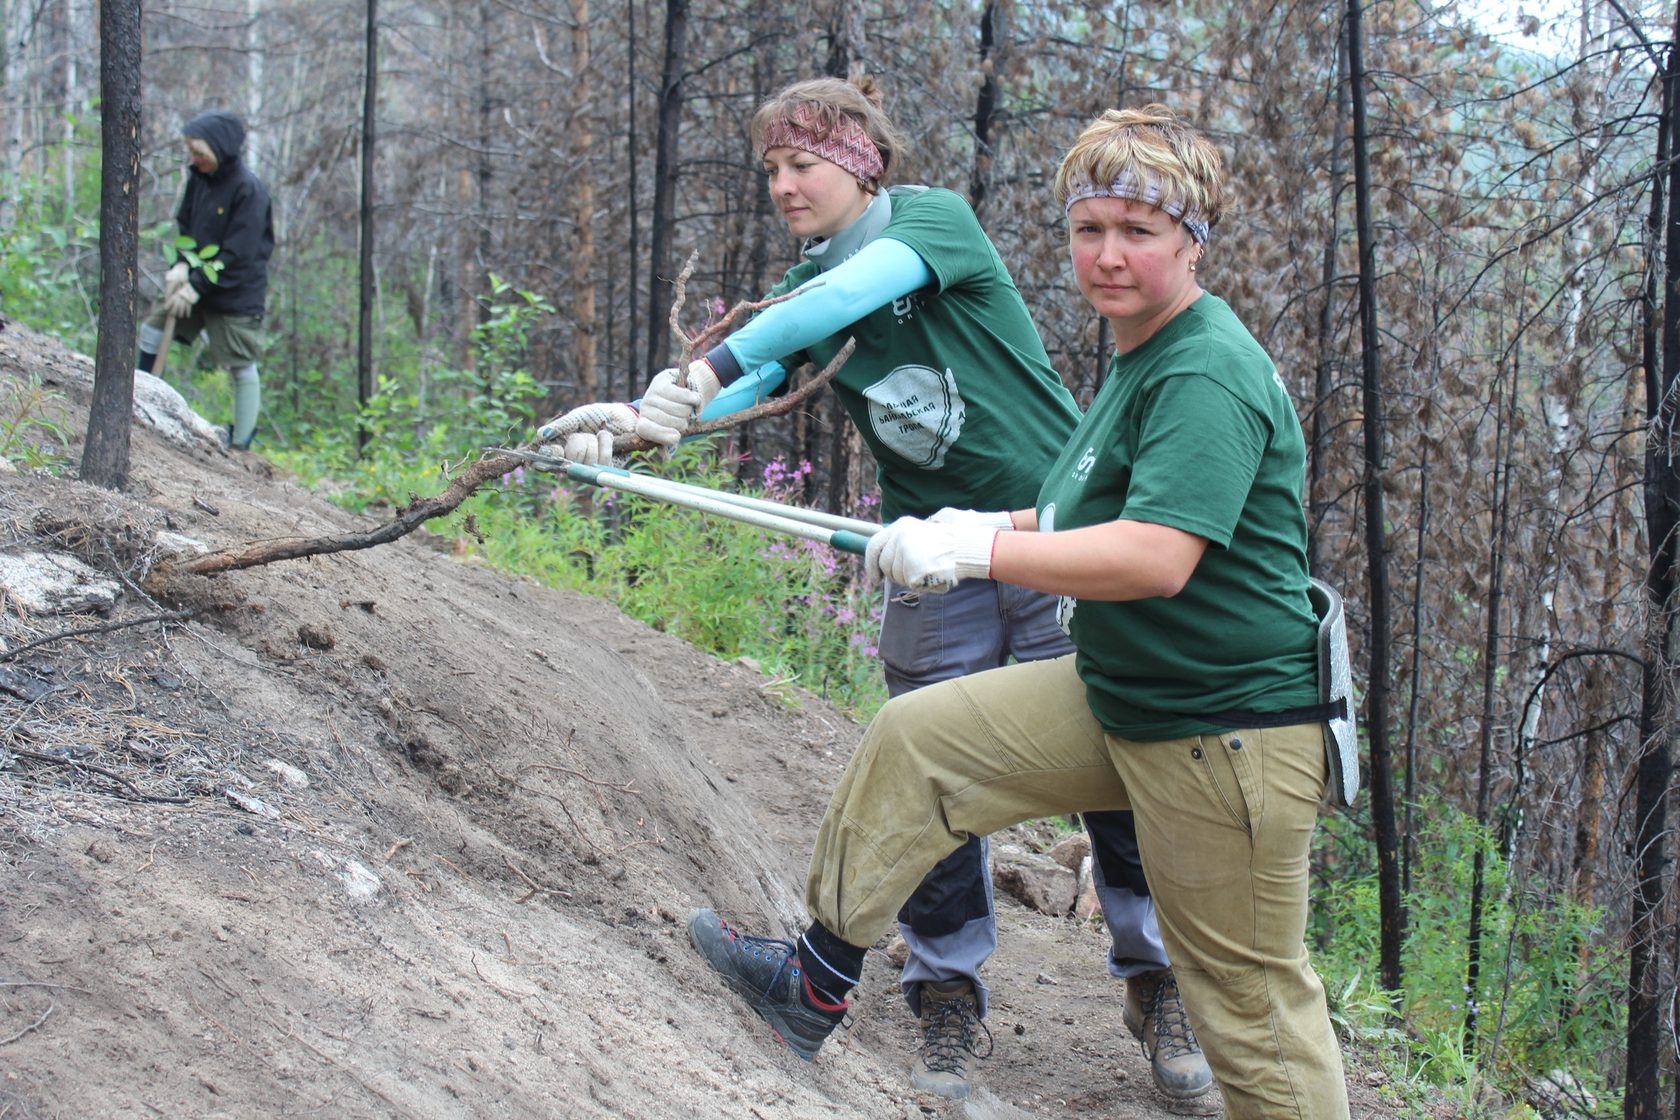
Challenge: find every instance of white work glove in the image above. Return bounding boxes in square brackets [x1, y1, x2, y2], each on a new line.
[929, 507, 1017, 530]
[635, 361, 722, 448]
[865, 515, 998, 594]
[163, 280, 200, 319]
[164, 261, 190, 296]
[534, 401, 639, 466]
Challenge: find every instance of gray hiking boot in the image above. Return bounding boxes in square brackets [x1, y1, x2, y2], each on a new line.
[1124, 968, 1215, 1104]
[910, 979, 993, 1099]
[687, 908, 847, 1060]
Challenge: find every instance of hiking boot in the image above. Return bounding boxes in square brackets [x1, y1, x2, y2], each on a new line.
[1124, 968, 1215, 1104]
[910, 978, 993, 1099]
[687, 908, 846, 1060]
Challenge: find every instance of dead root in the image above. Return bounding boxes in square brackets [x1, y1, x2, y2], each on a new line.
[174, 259, 853, 577]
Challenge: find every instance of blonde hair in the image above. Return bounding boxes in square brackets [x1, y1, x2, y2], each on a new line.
[1053, 105, 1226, 234]
[185, 136, 218, 168]
[750, 76, 907, 188]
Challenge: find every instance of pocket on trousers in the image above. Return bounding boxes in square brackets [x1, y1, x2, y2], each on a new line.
[1190, 732, 1257, 836]
[878, 587, 947, 681]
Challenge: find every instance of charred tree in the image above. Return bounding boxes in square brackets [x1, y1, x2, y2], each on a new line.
[968, 0, 998, 218]
[644, 0, 687, 371]
[357, 0, 378, 454]
[1628, 9, 1680, 1116]
[1345, 0, 1405, 994]
[82, 0, 142, 491]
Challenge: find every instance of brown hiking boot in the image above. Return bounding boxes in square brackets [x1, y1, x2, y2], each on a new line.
[1124, 968, 1215, 1106]
[910, 979, 993, 1099]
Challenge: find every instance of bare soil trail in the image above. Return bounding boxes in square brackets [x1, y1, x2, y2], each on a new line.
[0, 323, 1414, 1119]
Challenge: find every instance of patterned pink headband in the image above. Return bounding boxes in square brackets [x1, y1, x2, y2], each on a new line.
[760, 105, 884, 182]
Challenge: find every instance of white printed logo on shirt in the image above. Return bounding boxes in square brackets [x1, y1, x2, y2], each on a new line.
[1056, 594, 1077, 637]
[1072, 446, 1097, 481]
[865, 364, 966, 469]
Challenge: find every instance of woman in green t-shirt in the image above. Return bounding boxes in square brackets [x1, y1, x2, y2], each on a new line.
[683, 105, 1350, 1119]
[540, 79, 1208, 1103]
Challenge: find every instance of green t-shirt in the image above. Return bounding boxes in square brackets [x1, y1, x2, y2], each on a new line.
[768, 187, 1080, 520]
[1034, 294, 1318, 740]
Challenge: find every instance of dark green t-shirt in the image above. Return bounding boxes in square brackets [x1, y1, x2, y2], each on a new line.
[1034, 294, 1318, 739]
[768, 187, 1080, 520]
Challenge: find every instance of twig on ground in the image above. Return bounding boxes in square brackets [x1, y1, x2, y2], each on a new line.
[518, 762, 640, 794]
[470, 954, 524, 1000]
[0, 1002, 53, 1046]
[555, 792, 605, 857]
[0, 609, 199, 664]
[608, 835, 666, 856]
[0, 981, 91, 993]
[504, 856, 572, 905]
[8, 746, 192, 804]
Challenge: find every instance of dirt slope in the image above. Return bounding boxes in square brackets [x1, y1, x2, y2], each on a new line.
[0, 323, 1406, 1120]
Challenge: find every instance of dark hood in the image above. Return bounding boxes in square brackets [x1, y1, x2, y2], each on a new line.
[181, 110, 245, 171]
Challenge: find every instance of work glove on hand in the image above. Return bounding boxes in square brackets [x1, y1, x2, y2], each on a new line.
[864, 515, 998, 594]
[929, 507, 1017, 530]
[163, 261, 190, 297]
[534, 401, 639, 467]
[635, 361, 722, 448]
[163, 280, 200, 320]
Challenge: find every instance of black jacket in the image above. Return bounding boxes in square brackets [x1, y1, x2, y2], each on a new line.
[177, 111, 274, 317]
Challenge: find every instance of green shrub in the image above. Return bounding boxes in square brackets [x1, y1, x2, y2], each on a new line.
[0, 377, 75, 471]
[1311, 796, 1623, 1114]
[467, 442, 886, 717]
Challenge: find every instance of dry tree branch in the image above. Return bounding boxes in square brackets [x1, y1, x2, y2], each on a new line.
[174, 268, 852, 577]
[0, 609, 199, 663]
[614, 248, 846, 453]
[179, 453, 515, 575]
[0, 981, 92, 993]
[0, 1002, 53, 1046]
[7, 745, 194, 804]
[504, 856, 571, 904]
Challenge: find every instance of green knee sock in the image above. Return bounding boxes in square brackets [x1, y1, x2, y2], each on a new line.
[231, 365, 261, 447]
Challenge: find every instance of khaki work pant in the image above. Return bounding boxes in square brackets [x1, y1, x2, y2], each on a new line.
[805, 654, 1350, 1119]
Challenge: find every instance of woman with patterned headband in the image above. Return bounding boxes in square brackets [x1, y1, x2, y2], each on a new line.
[683, 104, 1352, 1118]
[540, 79, 1209, 1104]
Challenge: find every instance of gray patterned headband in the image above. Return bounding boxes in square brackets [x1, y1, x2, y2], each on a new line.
[1063, 170, 1210, 244]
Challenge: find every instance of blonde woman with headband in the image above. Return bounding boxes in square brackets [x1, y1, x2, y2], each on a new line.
[684, 104, 1351, 1118]
[542, 81, 1209, 1103]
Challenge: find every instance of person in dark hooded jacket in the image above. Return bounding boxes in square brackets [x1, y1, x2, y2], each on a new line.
[138, 110, 275, 450]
